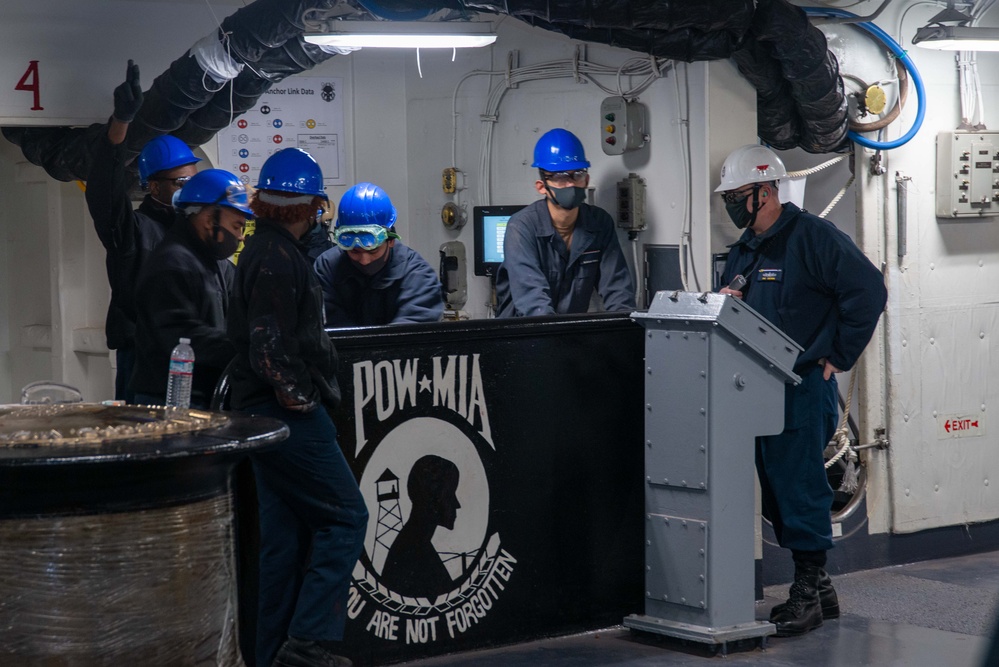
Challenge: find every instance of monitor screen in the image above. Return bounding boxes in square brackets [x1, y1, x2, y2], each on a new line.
[473, 205, 526, 277]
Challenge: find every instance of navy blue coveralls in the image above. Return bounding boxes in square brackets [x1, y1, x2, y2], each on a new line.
[314, 241, 444, 327]
[721, 203, 887, 553]
[227, 218, 368, 667]
[494, 199, 636, 317]
[86, 133, 177, 402]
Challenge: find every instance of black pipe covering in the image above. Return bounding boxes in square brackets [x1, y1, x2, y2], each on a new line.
[176, 38, 338, 147]
[381, 0, 752, 31]
[1, 0, 341, 183]
[732, 0, 849, 153]
[129, 0, 341, 164]
[1, 0, 849, 183]
[486, 21, 744, 62]
[222, 0, 338, 63]
[382, 0, 753, 61]
[368, 0, 849, 151]
[1, 124, 105, 183]
[123, 53, 223, 156]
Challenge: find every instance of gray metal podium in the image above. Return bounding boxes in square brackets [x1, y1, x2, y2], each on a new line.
[625, 290, 801, 651]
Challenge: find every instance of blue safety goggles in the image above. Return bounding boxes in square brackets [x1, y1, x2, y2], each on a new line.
[335, 225, 389, 251]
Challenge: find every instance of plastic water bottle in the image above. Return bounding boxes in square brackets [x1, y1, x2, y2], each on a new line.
[165, 337, 195, 408]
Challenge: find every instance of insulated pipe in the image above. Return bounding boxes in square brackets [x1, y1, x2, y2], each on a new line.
[356, 0, 436, 20]
[174, 38, 338, 147]
[3, 0, 853, 180]
[731, 0, 849, 153]
[221, 0, 338, 63]
[2, 1, 344, 182]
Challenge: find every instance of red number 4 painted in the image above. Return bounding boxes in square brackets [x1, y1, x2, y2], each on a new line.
[16, 61, 43, 111]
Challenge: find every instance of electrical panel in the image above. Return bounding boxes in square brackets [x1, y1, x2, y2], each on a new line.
[617, 172, 647, 231]
[600, 97, 648, 155]
[936, 131, 999, 218]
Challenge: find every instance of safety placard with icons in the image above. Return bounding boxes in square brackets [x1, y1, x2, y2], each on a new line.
[217, 76, 346, 187]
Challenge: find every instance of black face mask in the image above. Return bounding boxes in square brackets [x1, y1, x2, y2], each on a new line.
[352, 246, 391, 276]
[725, 187, 764, 230]
[210, 224, 241, 260]
[725, 199, 755, 229]
[208, 208, 241, 260]
[547, 185, 586, 210]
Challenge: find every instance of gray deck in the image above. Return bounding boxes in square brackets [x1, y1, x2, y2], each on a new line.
[400, 550, 999, 666]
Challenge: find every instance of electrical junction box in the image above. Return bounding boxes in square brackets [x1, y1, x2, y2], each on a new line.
[601, 96, 648, 155]
[617, 172, 647, 231]
[936, 131, 999, 218]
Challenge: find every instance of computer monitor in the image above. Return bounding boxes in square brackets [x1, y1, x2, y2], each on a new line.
[473, 205, 526, 277]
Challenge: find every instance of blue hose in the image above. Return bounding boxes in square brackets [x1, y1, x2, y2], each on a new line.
[803, 7, 926, 150]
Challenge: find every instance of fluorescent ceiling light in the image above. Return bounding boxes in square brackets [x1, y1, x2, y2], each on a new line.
[912, 25, 999, 50]
[912, 4, 999, 51]
[304, 21, 496, 49]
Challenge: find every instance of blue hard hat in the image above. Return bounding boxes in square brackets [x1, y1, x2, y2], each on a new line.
[336, 182, 397, 229]
[175, 169, 253, 217]
[255, 147, 328, 200]
[531, 128, 590, 172]
[138, 135, 201, 186]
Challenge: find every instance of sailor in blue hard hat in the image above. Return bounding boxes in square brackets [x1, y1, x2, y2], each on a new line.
[314, 182, 444, 326]
[85, 59, 203, 402]
[172, 168, 253, 260]
[130, 169, 251, 408]
[227, 147, 368, 667]
[331, 181, 400, 275]
[494, 128, 636, 318]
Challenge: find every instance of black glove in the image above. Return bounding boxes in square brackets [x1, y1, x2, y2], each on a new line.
[112, 60, 143, 123]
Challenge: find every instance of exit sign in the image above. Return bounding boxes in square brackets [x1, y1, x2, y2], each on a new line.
[938, 414, 986, 439]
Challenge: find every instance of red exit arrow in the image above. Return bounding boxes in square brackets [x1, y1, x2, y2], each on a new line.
[945, 419, 979, 433]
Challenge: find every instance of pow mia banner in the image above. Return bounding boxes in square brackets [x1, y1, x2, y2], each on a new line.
[330, 316, 647, 665]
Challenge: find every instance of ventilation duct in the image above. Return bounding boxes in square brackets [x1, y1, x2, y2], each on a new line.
[731, 0, 849, 152]
[3, 0, 343, 183]
[355, 0, 848, 151]
[2, 0, 849, 183]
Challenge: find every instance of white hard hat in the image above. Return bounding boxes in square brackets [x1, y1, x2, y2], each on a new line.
[714, 144, 788, 192]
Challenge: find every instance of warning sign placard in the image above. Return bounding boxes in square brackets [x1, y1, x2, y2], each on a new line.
[217, 76, 346, 187]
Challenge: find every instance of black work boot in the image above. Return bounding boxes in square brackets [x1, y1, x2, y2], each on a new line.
[771, 564, 824, 637]
[770, 568, 840, 620]
[272, 637, 353, 667]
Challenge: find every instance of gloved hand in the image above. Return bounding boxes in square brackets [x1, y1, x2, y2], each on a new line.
[112, 60, 143, 123]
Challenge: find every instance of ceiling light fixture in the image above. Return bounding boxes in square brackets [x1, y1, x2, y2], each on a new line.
[912, 3, 999, 51]
[304, 20, 497, 49]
